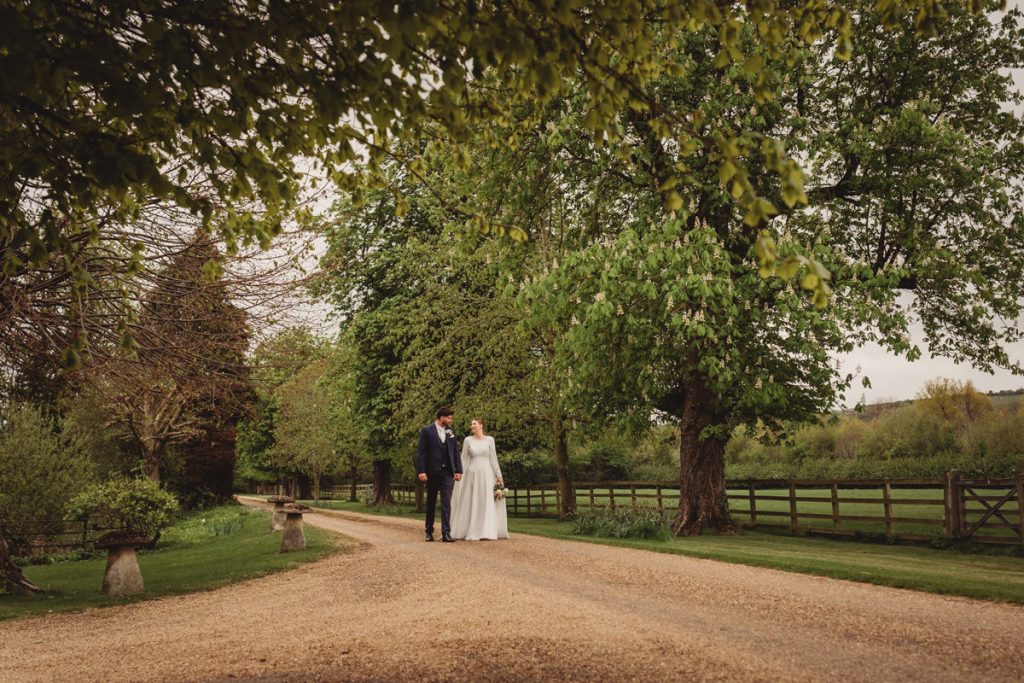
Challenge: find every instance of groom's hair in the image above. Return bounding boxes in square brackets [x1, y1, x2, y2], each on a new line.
[436, 406, 454, 419]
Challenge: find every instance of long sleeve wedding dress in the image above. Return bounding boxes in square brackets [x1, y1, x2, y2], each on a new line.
[451, 435, 509, 540]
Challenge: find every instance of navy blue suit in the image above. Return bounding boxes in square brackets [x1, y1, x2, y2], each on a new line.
[417, 423, 463, 536]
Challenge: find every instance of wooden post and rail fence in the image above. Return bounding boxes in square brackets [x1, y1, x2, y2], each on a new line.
[378, 472, 1023, 549]
[11, 474, 1018, 557]
[255, 472, 1023, 550]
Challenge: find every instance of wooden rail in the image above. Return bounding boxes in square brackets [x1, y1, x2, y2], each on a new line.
[0, 518, 123, 557]
[498, 475, 1022, 549]
[252, 472, 1023, 550]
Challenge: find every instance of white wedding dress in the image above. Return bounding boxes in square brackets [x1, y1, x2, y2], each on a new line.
[451, 435, 509, 540]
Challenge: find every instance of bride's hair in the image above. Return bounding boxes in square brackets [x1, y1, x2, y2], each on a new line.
[471, 417, 485, 432]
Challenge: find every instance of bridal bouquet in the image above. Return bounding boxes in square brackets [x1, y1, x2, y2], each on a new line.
[493, 482, 508, 501]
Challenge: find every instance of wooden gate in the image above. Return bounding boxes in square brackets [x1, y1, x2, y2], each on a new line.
[947, 475, 1024, 548]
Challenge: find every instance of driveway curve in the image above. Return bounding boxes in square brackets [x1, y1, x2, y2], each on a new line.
[1, 496, 1022, 682]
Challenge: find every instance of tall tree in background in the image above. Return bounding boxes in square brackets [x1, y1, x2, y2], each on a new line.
[322, 337, 373, 503]
[315, 169, 551, 506]
[274, 357, 341, 500]
[94, 238, 252, 484]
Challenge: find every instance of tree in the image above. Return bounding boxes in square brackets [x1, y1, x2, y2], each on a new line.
[95, 237, 252, 483]
[235, 328, 324, 494]
[917, 379, 994, 423]
[321, 337, 373, 503]
[3, 0, 969, 362]
[0, 403, 96, 542]
[0, 402, 94, 591]
[274, 357, 343, 500]
[315, 173, 552, 507]
[508, 2, 1024, 533]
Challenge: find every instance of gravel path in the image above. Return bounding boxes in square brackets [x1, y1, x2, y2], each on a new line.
[2, 497, 1023, 682]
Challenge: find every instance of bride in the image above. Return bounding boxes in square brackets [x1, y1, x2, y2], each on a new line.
[451, 417, 509, 540]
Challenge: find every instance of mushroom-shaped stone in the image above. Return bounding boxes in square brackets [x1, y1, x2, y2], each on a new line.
[95, 531, 150, 597]
[280, 503, 312, 553]
[268, 495, 295, 531]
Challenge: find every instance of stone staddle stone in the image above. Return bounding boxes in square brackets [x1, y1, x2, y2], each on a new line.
[97, 536, 149, 597]
[280, 504, 311, 552]
[268, 495, 295, 531]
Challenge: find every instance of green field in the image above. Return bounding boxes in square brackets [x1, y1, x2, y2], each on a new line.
[299, 497, 1024, 603]
[0, 504, 345, 621]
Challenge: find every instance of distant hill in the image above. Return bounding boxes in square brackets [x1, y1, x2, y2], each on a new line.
[847, 387, 1024, 420]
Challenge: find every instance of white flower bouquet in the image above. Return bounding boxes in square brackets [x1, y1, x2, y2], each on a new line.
[493, 482, 508, 501]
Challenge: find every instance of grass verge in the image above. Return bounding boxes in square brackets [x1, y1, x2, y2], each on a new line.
[298, 497, 1024, 603]
[0, 504, 345, 621]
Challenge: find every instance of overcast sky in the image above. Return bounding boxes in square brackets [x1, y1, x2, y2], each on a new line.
[838, 2, 1024, 404]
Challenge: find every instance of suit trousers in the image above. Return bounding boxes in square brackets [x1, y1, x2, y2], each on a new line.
[425, 471, 455, 536]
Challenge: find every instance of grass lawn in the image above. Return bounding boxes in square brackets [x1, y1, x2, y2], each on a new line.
[301, 497, 1024, 603]
[0, 504, 346, 621]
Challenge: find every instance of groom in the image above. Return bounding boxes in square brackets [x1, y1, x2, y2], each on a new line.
[416, 406, 463, 542]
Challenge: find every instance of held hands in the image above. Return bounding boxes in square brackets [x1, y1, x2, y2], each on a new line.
[418, 473, 427, 482]
[454, 473, 462, 481]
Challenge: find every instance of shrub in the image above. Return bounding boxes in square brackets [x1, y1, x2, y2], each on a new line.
[499, 449, 554, 484]
[0, 403, 95, 544]
[66, 478, 179, 541]
[572, 433, 631, 480]
[573, 507, 669, 540]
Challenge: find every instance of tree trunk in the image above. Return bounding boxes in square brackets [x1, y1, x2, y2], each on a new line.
[554, 420, 575, 519]
[312, 472, 321, 501]
[349, 464, 359, 502]
[671, 377, 734, 536]
[1, 529, 42, 595]
[415, 479, 425, 512]
[371, 460, 394, 506]
[297, 475, 313, 500]
[142, 441, 163, 484]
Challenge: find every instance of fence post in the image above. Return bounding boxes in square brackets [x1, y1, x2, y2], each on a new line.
[526, 487, 532, 515]
[830, 483, 840, 532]
[1016, 475, 1024, 551]
[589, 487, 595, 510]
[609, 487, 616, 511]
[630, 485, 637, 509]
[82, 517, 89, 548]
[943, 471, 956, 538]
[657, 486, 664, 514]
[748, 483, 757, 526]
[788, 481, 798, 533]
[882, 481, 894, 540]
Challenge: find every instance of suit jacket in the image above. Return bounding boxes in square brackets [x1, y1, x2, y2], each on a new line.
[416, 423, 463, 476]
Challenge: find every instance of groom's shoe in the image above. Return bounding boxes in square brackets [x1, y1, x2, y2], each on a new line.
[441, 533, 455, 543]
[425, 531, 434, 542]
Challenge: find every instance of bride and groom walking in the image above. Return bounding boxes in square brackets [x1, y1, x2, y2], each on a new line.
[416, 406, 509, 543]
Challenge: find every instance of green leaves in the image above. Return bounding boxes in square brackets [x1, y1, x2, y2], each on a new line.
[66, 478, 179, 539]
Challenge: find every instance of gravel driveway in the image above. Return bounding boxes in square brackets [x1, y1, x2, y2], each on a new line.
[2, 496, 1023, 682]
